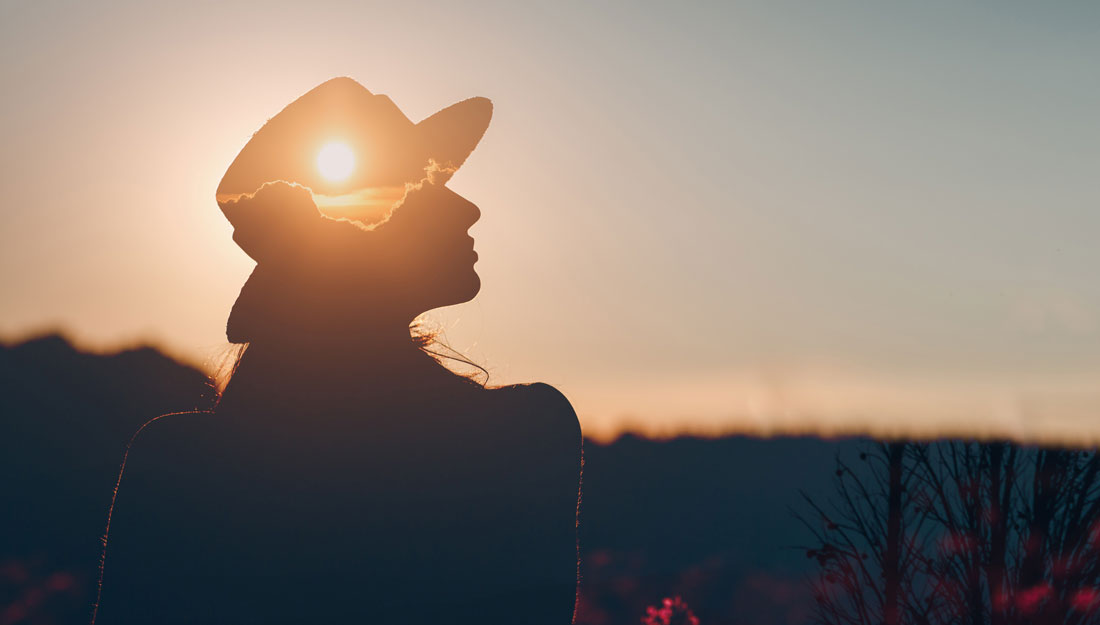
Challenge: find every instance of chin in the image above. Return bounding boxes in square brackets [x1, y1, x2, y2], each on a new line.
[455, 271, 481, 304]
[424, 270, 480, 311]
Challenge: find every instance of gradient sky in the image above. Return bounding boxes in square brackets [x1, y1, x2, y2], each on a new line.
[3, 1, 1099, 442]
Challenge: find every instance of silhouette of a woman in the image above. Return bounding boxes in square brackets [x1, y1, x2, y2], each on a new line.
[95, 78, 583, 625]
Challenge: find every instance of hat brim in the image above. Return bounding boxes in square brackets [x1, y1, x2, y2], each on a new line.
[413, 96, 493, 184]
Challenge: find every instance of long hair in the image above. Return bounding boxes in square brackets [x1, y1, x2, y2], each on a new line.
[211, 319, 489, 406]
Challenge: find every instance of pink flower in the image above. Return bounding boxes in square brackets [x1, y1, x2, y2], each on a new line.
[641, 596, 699, 625]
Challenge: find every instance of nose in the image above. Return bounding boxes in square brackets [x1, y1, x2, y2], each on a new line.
[453, 192, 480, 230]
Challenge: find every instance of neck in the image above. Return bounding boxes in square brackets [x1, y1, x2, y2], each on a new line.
[225, 328, 453, 402]
[249, 325, 423, 362]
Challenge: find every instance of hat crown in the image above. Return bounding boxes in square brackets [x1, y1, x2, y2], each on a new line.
[217, 78, 422, 201]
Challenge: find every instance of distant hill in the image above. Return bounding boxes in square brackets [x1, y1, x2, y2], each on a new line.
[0, 334, 859, 625]
[0, 334, 215, 624]
[579, 434, 861, 625]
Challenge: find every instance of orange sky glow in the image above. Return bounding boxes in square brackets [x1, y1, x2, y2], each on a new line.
[3, 1, 1100, 444]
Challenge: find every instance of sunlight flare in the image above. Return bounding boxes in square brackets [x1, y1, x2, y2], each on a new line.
[316, 141, 355, 182]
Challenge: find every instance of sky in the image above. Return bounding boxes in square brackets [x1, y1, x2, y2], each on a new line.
[2, 1, 1099, 442]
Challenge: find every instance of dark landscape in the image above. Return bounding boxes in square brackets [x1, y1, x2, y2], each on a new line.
[9, 335, 1098, 625]
[0, 334, 855, 625]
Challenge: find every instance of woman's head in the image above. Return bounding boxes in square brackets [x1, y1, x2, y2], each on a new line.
[217, 78, 493, 347]
[222, 175, 482, 344]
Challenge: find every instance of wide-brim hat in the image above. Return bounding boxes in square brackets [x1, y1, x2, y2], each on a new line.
[217, 77, 492, 227]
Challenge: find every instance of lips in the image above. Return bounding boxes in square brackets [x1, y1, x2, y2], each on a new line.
[448, 242, 477, 265]
[465, 235, 477, 264]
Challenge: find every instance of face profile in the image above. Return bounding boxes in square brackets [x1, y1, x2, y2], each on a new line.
[373, 181, 483, 317]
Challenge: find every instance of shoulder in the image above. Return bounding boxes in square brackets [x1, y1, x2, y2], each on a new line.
[130, 409, 217, 442]
[98, 412, 223, 623]
[111, 410, 227, 512]
[492, 380, 568, 404]
[491, 382, 576, 416]
[123, 411, 219, 471]
[488, 382, 582, 446]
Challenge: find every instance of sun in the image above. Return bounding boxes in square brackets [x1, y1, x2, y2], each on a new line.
[317, 141, 355, 182]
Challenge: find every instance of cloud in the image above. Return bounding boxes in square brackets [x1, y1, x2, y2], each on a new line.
[217, 181, 366, 264]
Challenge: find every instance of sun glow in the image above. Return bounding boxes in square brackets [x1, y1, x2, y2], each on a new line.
[317, 141, 355, 182]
